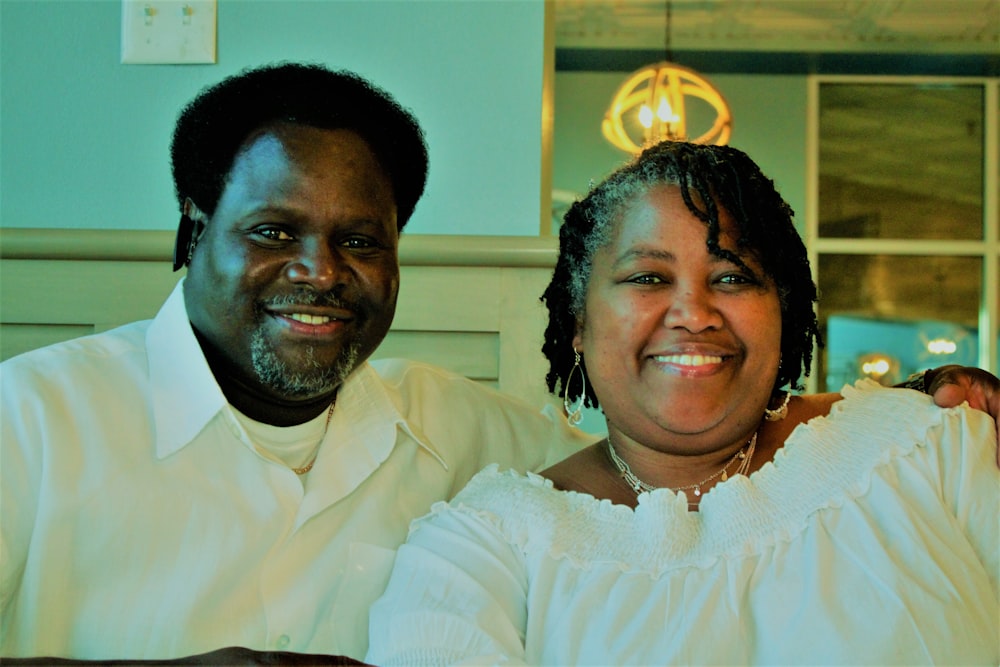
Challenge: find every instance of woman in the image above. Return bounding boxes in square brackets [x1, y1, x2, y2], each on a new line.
[367, 142, 998, 665]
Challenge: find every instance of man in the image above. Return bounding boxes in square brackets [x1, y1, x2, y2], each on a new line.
[1, 63, 589, 662]
[1, 63, 996, 663]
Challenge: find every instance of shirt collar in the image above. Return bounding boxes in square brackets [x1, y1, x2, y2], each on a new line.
[146, 280, 449, 472]
[293, 362, 450, 526]
[327, 362, 449, 472]
[147, 280, 228, 460]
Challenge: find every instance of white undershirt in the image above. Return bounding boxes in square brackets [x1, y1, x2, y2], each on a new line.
[232, 404, 332, 473]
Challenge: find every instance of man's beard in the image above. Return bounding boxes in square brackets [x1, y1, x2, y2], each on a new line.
[249, 327, 362, 398]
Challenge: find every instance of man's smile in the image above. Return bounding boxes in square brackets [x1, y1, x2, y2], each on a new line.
[286, 313, 333, 325]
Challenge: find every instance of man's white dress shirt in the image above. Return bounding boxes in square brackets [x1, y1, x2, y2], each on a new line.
[0, 281, 593, 660]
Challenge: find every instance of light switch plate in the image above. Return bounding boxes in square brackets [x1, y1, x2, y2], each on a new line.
[121, 0, 216, 65]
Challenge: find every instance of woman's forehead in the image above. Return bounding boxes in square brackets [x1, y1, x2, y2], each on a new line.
[595, 190, 767, 272]
[610, 185, 736, 238]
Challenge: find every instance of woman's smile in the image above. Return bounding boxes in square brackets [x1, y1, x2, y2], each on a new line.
[650, 352, 730, 377]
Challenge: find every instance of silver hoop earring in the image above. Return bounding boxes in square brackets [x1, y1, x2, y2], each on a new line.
[563, 350, 586, 427]
[764, 391, 790, 421]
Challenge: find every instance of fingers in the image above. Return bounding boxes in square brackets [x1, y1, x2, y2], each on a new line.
[926, 365, 1000, 465]
[928, 366, 999, 410]
[932, 383, 971, 410]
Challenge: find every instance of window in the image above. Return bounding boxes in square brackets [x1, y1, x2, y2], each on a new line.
[808, 76, 999, 391]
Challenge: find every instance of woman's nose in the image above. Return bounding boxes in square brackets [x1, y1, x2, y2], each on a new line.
[663, 285, 722, 332]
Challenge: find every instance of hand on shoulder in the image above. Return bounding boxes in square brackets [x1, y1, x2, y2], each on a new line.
[926, 365, 1000, 464]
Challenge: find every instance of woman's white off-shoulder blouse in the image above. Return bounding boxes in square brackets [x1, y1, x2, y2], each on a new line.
[367, 381, 999, 666]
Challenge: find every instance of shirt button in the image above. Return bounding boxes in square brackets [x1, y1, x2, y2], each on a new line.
[276, 634, 290, 649]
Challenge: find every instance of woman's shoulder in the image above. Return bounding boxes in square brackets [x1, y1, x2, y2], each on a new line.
[451, 464, 555, 505]
[826, 379, 942, 432]
[784, 380, 938, 437]
[417, 464, 572, 534]
[793, 391, 842, 419]
[412, 461, 661, 570]
[772, 380, 980, 493]
[443, 461, 634, 523]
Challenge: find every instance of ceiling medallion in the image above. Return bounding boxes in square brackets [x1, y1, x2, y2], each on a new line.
[602, 61, 732, 154]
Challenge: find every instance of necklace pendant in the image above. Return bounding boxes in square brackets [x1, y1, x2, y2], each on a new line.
[721, 470, 728, 482]
[693, 486, 702, 497]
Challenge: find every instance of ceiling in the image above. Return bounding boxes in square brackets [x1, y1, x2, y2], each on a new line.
[553, 0, 1000, 55]
[551, 1, 995, 346]
[553, 0, 996, 208]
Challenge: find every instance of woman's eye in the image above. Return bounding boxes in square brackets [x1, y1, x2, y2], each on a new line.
[626, 274, 664, 285]
[718, 273, 757, 286]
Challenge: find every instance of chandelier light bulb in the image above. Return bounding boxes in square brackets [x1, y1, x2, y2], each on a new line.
[862, 358, 891, 377]
[657, 97, 679, 123]
[638, 104, 654, 128]
[926, 338, 957, 355]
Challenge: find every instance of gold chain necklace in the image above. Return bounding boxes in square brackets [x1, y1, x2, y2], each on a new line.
[292, 402, 335, 475]
[606, 431, 757, 501]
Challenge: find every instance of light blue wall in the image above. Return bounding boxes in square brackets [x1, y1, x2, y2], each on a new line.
[554, 71, 809, 235]
[0, 0, 546, 236]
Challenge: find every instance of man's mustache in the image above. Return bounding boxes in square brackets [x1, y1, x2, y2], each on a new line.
[263, 291, 361, 312]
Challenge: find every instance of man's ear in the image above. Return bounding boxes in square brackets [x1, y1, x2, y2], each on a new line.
[172, 198, 207, 272]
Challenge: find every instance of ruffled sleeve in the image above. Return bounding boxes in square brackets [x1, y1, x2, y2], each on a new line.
[367, 466, 529, 666]
[823, 381, 999, 597]
[824, 381, 998, 591]
[911, 389, 1000, 593]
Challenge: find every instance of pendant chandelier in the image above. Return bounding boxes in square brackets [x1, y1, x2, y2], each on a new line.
[601, 2, 732, 154]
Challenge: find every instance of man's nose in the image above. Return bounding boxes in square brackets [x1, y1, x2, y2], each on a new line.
[285, 240, 342, 291]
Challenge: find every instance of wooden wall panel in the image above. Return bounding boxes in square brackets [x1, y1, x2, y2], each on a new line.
[0, 259, 180, 327]
[1, 323, 96, 361]
[373, 330, 498, 381]
[0, 230, 560, 409]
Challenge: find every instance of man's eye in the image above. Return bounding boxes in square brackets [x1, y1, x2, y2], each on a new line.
[342, 236, 380, 250]
[254, 227, 293, 242]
